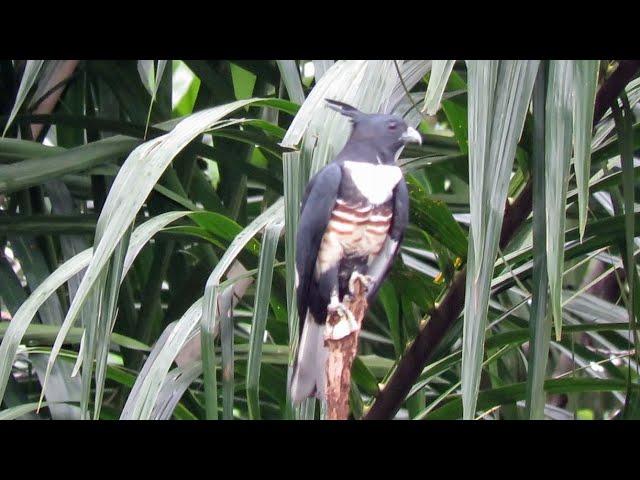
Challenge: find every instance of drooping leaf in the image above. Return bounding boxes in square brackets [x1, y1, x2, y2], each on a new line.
[121, 299, 203, 420]
[572, 60, 599, 241]
[423, 60, 455, 115]
[545, 60, 574, 341]
[525, 62, 552, 419]
[41, 98, 273, 408]
[276, 60, 305, 105]
[246, 221, 284, 419]
[2, 60, 44, 136]
[462, 60, 539, 419]
[0, 211, 189, 406]
[201, 199, 284, 418]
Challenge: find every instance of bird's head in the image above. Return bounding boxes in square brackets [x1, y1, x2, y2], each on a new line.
[325, 99, 422, 158]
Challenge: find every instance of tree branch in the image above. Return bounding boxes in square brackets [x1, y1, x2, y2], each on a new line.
[324, 278, 368, 420]
[364, 59, 640, 420]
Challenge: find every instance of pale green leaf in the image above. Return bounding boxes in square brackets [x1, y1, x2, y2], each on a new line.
[545, 60, 574, 341]
[40, 98, 267, 405]
[2, 60, 44, 137]
[0, 211, 189, 406]
[121, 298, 203, 420]
[246, 221, 284, 419]
[525, 62, 552, 419]
[201, 199, 284, 418]
[573, 60, 599, 241]
[312, 60, 334, 82]
[423, 60, 455, 115]
[276, 60, 305, 105]
[462, 60, 539, 419]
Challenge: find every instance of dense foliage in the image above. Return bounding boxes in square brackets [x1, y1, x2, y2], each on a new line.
[0, 60, 638, 420]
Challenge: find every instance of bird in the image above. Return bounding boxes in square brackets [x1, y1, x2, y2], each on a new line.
[290, 99, 422, 404]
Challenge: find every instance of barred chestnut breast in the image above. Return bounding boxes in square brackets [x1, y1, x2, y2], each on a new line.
[315, 199, 393, 276]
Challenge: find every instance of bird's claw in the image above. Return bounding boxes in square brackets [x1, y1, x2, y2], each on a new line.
[325, 301, 358, 341]
[327, 296, 344, 313]
[349, 272, 373, 294]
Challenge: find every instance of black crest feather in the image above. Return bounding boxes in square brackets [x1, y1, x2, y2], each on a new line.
[325, 99, 362, 121]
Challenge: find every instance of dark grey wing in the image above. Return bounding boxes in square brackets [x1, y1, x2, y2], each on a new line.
[366, 178, 409, 302]
[298, 165, 321, 214]
[295, 163, 343, 331]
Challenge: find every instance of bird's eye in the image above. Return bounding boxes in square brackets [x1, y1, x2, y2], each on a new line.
[388, 121, 398, 130]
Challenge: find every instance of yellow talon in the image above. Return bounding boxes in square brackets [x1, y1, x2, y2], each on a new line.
[454, 257, 462, 269]
[434, 272, 444, 284]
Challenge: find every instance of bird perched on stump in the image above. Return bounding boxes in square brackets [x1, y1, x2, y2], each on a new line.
[290, 99, 422, 404]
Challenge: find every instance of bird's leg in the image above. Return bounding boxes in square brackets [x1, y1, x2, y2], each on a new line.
[325, 291, 359, 341]
[349, 271, 373, 295]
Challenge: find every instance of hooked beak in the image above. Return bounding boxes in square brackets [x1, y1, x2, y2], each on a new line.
[400, 126, 422, 145]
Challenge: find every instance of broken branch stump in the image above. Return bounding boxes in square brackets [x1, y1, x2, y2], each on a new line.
[324, 278, 368, 420]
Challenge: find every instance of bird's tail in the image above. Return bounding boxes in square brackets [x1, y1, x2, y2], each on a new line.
[290, 313, 328, 405]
